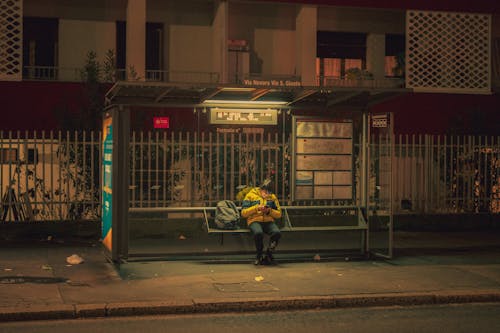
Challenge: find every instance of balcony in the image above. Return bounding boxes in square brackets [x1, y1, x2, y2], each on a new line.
[115, 69, 220, 84]
[22, 65, 407, 92]
[23, 66, 81, 82]
[22, 66, 220, 85]
[317, 76, 405, 90]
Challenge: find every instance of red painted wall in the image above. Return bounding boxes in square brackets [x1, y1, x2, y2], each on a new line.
[371, 92, 500, 135]
[1, 82, 498, 135]
[0, 81, 87, 131]
[255, 0, 500, 14]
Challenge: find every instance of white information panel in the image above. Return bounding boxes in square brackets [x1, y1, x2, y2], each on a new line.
[293, 119, 353, 200]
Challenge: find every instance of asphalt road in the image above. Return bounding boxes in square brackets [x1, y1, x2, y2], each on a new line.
[1, 303, 500, 333]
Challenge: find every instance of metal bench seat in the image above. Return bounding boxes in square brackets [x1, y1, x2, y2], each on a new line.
[129, 205, 367, 233]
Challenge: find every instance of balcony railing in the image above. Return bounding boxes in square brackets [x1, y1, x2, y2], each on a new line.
[146, 70, 220, 84]
[23, 66, 82, 82]
[112, 69, 220, 84]
[22, 66, 406, 90]
[317, 76, 405, 89]
[22, 66, 220, 84]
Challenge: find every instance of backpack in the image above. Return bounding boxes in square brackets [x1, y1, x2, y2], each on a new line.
[236, 186, 252, 201]
[214, 200, 240, 230]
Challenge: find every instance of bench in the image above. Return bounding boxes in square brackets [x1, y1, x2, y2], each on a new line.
[129, 205, 368, 245]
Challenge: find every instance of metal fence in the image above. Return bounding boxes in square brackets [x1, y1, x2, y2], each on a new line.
[392, 135, 500, 214]
[0, 131, 101, 222]
[129, 130, 289, 208]
[1, 131, 498, 222]
[22, 66, 220, 84]
[129, 131, 500, 214]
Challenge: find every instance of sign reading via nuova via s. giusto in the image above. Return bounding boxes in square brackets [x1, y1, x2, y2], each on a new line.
[242, 79, 301, 87]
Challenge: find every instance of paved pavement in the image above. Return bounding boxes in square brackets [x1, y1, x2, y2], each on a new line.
[1, 231, 500, 322]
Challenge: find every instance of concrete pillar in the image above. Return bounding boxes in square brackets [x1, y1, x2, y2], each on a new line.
[366, 33, 385, 81]
[126, 0, 146, 81]
[296, 5, 317, 86]
[213, 0, 228, 83]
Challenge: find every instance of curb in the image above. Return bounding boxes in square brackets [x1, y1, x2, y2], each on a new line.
[0, 305, 75, 322]
[1, 291, 500, 322]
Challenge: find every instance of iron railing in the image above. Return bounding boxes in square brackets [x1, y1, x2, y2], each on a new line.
[23, 66, 220, 84]
[129, 130, 289, 208]
[23, 66, 82, 82]
[1, 131, 498, 222]
[392, 134, 500, 214]
[317, 76, 405, 89]
[0, 131, 101, 222]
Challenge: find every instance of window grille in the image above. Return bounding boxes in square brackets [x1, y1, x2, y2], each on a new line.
[406, 10, 491, 94]
[0, 0, 22, 81]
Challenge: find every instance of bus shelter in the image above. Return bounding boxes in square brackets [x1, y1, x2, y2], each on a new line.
[102, 81, 403, 263]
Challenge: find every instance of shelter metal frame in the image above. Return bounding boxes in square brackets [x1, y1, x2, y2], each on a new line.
[103, 81, 406, 262]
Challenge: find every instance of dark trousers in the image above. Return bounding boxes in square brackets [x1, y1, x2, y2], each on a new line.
[249, 222, 281, 258]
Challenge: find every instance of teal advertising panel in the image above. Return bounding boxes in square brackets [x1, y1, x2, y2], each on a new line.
[102, 114, 113, 251]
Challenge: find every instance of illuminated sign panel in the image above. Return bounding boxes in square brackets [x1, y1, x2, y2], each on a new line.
[153, 117, 170, 129]
[209, 108, 278, 125]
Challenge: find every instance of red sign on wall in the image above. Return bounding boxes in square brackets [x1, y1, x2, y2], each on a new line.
[153, 117, 170, 129]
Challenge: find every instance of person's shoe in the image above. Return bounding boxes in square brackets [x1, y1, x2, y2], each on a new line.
[264, 240, 277, 264]
[263, 251, 276, 265]
[254, 256, 264, 265]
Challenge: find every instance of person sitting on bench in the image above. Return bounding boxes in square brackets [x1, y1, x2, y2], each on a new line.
[241, 179, 282, 265]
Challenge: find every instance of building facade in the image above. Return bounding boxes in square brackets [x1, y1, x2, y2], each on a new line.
[1, 1, 500, 260]
[0, 0, 499, 133]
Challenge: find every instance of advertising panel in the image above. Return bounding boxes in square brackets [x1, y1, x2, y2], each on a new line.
[102, 114, 113, 251]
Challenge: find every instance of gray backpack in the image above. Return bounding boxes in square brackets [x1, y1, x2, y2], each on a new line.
[214, 200, 240, 229]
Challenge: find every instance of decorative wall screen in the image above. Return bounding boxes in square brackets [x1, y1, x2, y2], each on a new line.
[0, 0, 22, 81]
[406, 10, 491, 94]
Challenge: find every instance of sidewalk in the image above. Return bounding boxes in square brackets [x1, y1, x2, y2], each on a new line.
[1, 231, 500, 322]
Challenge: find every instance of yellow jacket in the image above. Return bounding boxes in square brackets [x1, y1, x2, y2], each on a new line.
[241, 187, 282, 225]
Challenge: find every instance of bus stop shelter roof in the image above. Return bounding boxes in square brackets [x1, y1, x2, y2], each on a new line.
[105, 81, 409, 110]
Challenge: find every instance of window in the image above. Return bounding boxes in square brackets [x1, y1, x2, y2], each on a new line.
[316, 57, 363, 85]
[384, 56, 397, 77]
[27, 148, 38, 164]
[385, 34, 405, 77]
[0, 148, 39, 164]
[23, 17, 59, 80]
[316, 32, 366, 84]
[116, 21, 164, 80]
[323, 58, 340, 78]
[0, 149, 18, 164]
[317, 31, 366, 59]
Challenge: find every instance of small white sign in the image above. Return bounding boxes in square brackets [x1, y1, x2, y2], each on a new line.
[372, 114, 388, 128]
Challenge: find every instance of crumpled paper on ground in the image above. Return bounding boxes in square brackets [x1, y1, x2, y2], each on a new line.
[66, 254, 84, 265]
